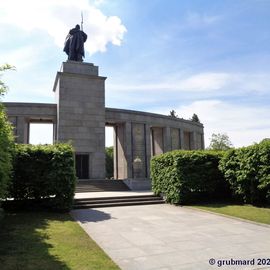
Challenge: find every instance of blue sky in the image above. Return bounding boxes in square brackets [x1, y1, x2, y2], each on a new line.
[1, 0, 270, 147]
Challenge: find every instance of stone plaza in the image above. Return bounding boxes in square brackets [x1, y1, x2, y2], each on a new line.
[71, 203, 270, 270]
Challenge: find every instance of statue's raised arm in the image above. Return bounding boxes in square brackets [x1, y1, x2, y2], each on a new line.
[63, 24, 87, 62]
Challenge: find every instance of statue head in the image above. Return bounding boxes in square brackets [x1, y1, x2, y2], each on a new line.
[75, 24, 80, 30]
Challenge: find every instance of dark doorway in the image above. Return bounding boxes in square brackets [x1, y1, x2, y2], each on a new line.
[75, 154, 89, 179]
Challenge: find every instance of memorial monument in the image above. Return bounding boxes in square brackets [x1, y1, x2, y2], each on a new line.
[3, 25, 204, 189]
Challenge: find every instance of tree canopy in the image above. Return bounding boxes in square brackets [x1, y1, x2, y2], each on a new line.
[0, 64, 15, 199]
[0, 64, 15, 97]
[208, 133, 233, 151]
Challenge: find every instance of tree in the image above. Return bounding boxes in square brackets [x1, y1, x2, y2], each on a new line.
[208, 133, 233, 151]
[169, 110, 179, 118]
[0, 64, 15, 199]
[191, 113, 200, 123]
[0, 64, 15, 96]
[260, 138, 270, 143]
[105, 146, 114, 179]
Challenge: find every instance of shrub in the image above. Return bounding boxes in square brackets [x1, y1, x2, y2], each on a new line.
[219, 141, 270, 204]
[151, 150, 230, 204]
[0, 105, 14, 200]
[7, 143, 76, 211]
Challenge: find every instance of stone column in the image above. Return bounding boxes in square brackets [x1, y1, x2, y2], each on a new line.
[114, 122, 132, 179]
[201, 133, 205, 149]
[180, 129, 184, 149]
[194, 132, 202, 150]
[113, 126, 118, 179]
[53, 61, 106, 179]
[163, 126, 171, 152]
[145, 124, 151, 178]
[190, 131, 196, 150]
[171, 128, 180, 150]
[152, 127, 164, 155]
[16, 116, 28, 144]
[125, 122, 133, 179]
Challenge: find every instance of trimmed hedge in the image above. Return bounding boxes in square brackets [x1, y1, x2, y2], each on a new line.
[0, 105, 14, 199]
[151, 150, 230, 204]
[219, 141, 270, 204]
[7, 143, 76, 211]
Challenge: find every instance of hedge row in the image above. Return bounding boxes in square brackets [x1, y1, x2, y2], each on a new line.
[7, 143, 76, 211]
[151, 150, 230, 204]
[219, 140, 270, 204]
[151, 141, 270, 205]
[0, 106, 14, 200]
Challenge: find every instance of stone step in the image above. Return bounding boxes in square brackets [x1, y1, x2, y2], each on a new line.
[76, 187, 129, 192]
[74, 196, 162, 205]
[73, 194, 165, 209]
[73, 199, 165, 209]
[74, 194, 158, 202]
[77, 181, 128, 185]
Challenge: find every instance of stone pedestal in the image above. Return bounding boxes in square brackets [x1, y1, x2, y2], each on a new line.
[53, 61, 106, 179]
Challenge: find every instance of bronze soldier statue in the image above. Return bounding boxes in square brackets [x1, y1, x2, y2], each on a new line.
[63, 24, 87, 62]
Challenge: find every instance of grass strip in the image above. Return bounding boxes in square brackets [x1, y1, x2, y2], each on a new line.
[192, 204, 270, 225]
[0, 211, 120, 270]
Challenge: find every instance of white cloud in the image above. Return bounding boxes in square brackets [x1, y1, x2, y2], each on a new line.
[185, 12, 221, 27]
[92, 0, 105, 6]
[108, 72, 270, 94]
[177, 72, 230, 91]
[159, 100, 270, 148]
[0, 46, 42, 71]
[0, 0, 126, 55]
[108, 72, 230, 92]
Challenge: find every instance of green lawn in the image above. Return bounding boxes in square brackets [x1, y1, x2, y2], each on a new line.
[192, 204, 270, 225]
[0, 211, 120, 270]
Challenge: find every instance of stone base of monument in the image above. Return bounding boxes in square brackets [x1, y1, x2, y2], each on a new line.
[123, 178, 151, 191]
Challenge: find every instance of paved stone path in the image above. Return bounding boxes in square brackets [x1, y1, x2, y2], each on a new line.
[71, 204, 270, 270]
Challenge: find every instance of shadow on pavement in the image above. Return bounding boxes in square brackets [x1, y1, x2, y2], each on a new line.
[71, 208, 115, 223]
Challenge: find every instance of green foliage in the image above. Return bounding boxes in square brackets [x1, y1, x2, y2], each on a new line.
[261, 138, 270, 143]
[7, 144, 76, 211]
[208, 133, 233, 150]
[0, 64, 15, 97]
[151, 150, 230, 204]
[106, 146, 114, 179]
[0, 64, 15, 200]
[219, 140, 270, 204]
[0, 106, 15, 199]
